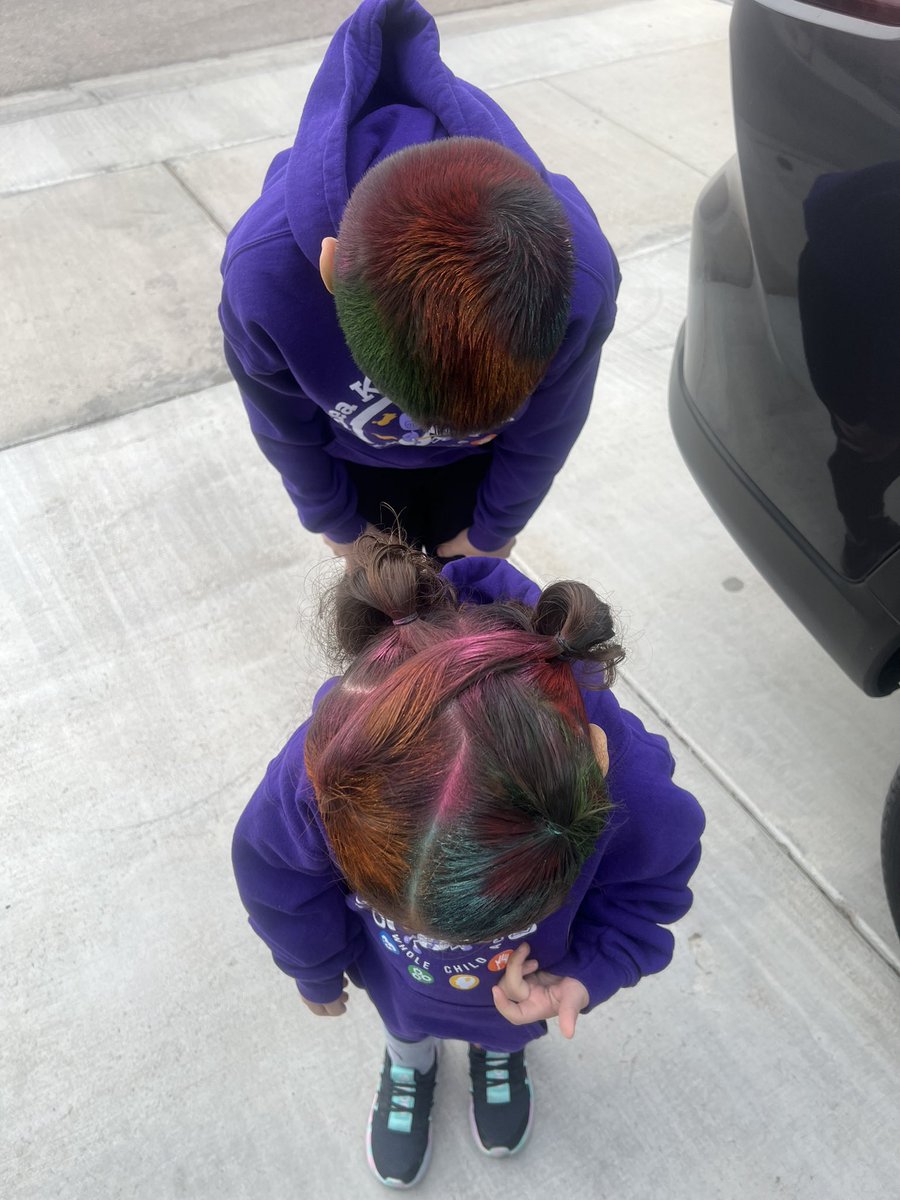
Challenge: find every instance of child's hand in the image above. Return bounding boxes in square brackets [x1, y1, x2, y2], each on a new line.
[301, 976, 349, 1017]
[435, 527, 515, 560]
[492, 943, 589, 1039]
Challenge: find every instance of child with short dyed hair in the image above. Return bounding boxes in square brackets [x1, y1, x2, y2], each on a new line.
[329, 137, 574, 439]
[220, 0, 619, 559]
[232, 536, 704, 1188]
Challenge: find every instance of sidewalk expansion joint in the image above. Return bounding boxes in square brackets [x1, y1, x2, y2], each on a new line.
[0, 132, 293, 200]
[162, 160, 229, 237]
[0, 373, 232, 457]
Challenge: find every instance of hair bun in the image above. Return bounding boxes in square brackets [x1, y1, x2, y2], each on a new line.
[532, 580, 623, 684]
[329, 531, 456, 658]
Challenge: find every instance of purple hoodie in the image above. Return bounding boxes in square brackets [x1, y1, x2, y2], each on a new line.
[232, 559, 704, 1052]
[219, 0, 619, 551]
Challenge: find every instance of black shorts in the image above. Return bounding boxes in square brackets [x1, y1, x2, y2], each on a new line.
[345, 453, 492, 553]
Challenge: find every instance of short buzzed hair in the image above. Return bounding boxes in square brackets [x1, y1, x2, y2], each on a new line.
[333, 137, 574, 435]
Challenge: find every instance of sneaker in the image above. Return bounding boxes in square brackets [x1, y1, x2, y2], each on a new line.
[467, 1045, 533, 1156]
[367, 1049, 438, 1189]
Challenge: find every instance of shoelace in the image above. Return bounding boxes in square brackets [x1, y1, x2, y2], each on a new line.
[386, 1064, 418, 1133]
[482, 1052, 512, 1106]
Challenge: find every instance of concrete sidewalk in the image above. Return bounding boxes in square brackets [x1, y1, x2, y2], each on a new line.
[3, 1, 899, 1197]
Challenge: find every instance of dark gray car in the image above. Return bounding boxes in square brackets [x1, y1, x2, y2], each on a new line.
[668, 0, 900, 933]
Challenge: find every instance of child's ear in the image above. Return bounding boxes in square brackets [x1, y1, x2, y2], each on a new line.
[319, 237, 338, 294]
[589, 724, 609, 777]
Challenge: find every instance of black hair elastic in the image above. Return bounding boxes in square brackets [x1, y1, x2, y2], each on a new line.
[554, 635, 577, 661]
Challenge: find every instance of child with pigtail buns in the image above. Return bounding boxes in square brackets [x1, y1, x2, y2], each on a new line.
[232, 534, 704, 1189]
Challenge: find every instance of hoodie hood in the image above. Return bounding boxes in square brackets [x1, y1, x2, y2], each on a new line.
[285, 0, 547, 265]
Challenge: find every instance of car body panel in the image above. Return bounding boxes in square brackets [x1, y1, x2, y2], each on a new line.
[672, 0, 900, 694]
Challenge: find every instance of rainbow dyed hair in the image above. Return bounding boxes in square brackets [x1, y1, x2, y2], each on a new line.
[332, 137, 575, 435]
[306, 534, 622, 943]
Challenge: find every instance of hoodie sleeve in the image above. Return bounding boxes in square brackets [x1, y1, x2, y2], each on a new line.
[467, 270, 617, 552]
[231, 725, 365, 1003]
[220, 273, 367, 545]
[546, 700, 705, 1010]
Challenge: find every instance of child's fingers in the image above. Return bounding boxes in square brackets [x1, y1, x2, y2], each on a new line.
[557, 999, 580, 1039]
[556, 980, 589, 1039]
[311, 991, 349, 1016]
[492, 985, 528, 1026]
[496, 942, 532, 1002]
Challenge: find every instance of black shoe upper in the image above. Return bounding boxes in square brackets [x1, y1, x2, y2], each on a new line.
[468, 1045, 531, 1154]
[369, 1050, 438, 1186]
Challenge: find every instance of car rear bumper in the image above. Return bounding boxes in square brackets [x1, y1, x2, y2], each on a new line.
[669, 323, 900, 696]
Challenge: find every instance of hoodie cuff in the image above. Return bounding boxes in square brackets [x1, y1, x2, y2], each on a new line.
[322, 513, 369, 546]
[467, 524, 515, 553]
[295, 976, 347, 1005]
[548, 954, 633, 1014]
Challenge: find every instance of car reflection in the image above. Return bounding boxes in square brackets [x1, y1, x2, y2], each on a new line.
[798, 161, 900, 579]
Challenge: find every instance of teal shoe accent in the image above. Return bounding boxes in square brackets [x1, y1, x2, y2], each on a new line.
[386, 1072, 416, 1132]
[486, 1063, 511, 1104]
[387, 1110, 413, 1134]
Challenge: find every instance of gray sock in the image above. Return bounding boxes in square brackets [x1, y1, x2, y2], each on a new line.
[384, 1028, 437, 1075]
